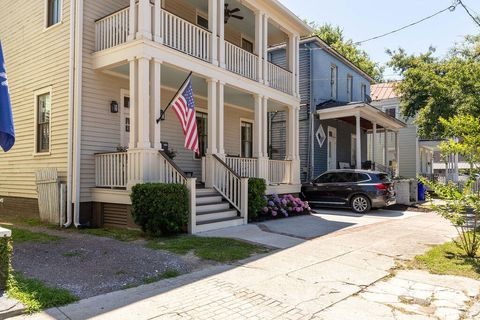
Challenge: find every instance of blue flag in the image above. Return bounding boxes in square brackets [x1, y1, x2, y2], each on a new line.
[0, 41, 14, 152]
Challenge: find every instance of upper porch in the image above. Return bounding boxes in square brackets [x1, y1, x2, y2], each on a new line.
[93, 0, 311, 98]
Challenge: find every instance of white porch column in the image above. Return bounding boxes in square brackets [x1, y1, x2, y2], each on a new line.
[295, 35, 300, 98]
[137, 0, 152, 40]
[262, 14, 269, 85]
[216, 81, 225, 156]
[152, 59, 162, 150]
[128, 0, 137, 40]
[395, 131, 400, 176]
[384, 129, 389, 166]
[356, 113, 362, 169]
[287, 105, 301, 184]
[153, 0, 163, 43]
[262, 97, 269, 160]
[208, 0, 218, 65]
[287, 33, 297, 96]
[253, 94, 263, 158]
[205, 79, 218, 188]
[128, 58, 137, 149]
[137, 56, 151, 149]
[372, 122, 377, 164]
[217, 0, 225, 68]
[254, 10, 264, 82]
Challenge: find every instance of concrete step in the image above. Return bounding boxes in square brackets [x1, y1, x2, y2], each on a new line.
[196, 209, 238, 223]
[196, 201, 230, 214]
[196, 188, 219, 197]
[196, 195, 223, 205]
[195, 217, 245, 233]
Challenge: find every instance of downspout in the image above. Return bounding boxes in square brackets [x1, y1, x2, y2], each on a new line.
[73, 0, 84, 228]
[64, 0, 76, 228]
[309, 43, 315, 181]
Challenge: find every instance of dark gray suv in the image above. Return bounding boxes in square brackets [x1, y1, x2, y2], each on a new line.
[301, 170, 396, 214]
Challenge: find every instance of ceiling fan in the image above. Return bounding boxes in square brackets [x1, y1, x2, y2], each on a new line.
[224, 3, 244, 24]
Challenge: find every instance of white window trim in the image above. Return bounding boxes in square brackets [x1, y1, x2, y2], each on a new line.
[330, 65, 338, 100]
[240, 34, 255, 53]
[120, 89, 130, 147]
[239, 118, 254, 158]
[33, 86, 53, 156]
[347, 74, 353, 102]
[44, 0, 63, 32]
[383, 105, 399, 119]
[195, 9, 209, 30]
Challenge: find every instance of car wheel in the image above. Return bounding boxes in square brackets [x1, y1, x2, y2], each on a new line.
[351, 195, 371, 214]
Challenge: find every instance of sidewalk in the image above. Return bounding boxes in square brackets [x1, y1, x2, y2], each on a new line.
[17, 212, 462, 320]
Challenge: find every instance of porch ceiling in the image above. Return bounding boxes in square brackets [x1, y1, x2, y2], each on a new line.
[317, 102, 406, 131]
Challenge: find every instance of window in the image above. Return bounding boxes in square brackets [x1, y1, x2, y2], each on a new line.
[36, 92, 51, 153]
[361, 84, 367, 102]
[384, 106, 397, 119]
[241, 38, 254, 53]
[47, 0, 61, 27]
[315, 172, 337, 184]
[241, 121, 253, 158]
[355, 173, 370, 182]
[347, 75, 353, 102]
[125, 117, 130, 132]
[195, 112, 208, 159]
[330, 65, 337, 100]
[197, 14, 208, 29]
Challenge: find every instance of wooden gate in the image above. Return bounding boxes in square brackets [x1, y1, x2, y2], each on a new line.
[35, 168, 60, 224]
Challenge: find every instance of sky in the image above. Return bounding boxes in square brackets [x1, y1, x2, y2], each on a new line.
[278, 0, 480, 80]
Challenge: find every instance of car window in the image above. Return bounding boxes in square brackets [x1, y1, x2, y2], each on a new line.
[315, 173, 336, 183]
[336, 172, 355, 183]
[377, 173, 391, 182]
[355, 173, 370, 182]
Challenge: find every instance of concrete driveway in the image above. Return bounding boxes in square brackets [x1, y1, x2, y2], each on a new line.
[21, 208, 469, 320]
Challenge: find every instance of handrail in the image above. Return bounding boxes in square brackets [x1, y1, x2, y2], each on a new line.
[158, 150, 188, 180]
[95, 6, 130, 23]
[213, 155, 242, 179]
[224, 39, 258, 57]
[94, 151, 127, 156]
[267, 60, 292, 74]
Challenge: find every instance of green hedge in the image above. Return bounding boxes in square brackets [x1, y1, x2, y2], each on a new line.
[0, 236, 12, 290]
[248, 178, 267, 221]
[131, 183, 189, 237]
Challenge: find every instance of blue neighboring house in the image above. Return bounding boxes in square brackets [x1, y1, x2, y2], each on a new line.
[269, 36, 404, 182]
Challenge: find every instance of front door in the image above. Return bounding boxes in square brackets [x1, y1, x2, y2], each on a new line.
[120, 90, 130, 147]
[327, 127, 337, 170]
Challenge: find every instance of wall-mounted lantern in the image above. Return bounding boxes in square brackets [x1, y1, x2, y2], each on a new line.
[110, 101, 119, 113]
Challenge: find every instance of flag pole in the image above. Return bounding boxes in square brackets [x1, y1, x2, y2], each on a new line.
[156, 71, 193, 123]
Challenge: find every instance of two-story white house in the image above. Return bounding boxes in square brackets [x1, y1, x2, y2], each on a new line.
[0, 0, 311, 233]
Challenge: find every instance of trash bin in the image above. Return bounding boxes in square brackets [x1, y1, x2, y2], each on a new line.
[418, 182, 426, 202]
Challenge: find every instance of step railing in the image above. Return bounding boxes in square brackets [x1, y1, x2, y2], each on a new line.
[268, 159, 292, 184]
[162, 10, 211, 62]
[95, 152, 128, 188]
[225, 42, 258, 80]
[212, 155, 248, 223]
[267, 62, 293, 95]
[95, 7, 130, 52]
[225, 157, 258, 178]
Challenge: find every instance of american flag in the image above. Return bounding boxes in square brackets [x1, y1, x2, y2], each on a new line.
[171, 76, 199, 155]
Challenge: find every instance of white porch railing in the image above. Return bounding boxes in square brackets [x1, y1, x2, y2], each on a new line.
[158, 150, 188, 184]
[212, 155, 248, 221]
[268, 160, 292, 184]
[225, 42, 258, 81]
[95, 7, 130, 52]
[225, 157, 258, 178]
[267, 62, 293, 95]
[162, 10, 211, 62]
[95, 152, 128, 188]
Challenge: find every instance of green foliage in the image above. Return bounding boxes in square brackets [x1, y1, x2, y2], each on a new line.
[248, 178, 267, 221]
[142, 269, 180, 284]
[7, 272, 78, 313]
[308, 22, 383, 81]
[6, 227, 63, 244]
[146, 236, 268, 262]
[0, 237, 12, 290]
[78, 227, 143, 242]
[131, 183, 189, 237]
[388, 36, 480, 138]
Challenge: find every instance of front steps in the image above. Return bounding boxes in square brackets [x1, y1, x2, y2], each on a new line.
[195, 188, 244, 233]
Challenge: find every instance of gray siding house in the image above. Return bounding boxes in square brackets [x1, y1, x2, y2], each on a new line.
[269, 36, 405, 182]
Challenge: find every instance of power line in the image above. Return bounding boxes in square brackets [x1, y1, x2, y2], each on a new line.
[458, 0, 480, 27]
[354, 3, 458, 45]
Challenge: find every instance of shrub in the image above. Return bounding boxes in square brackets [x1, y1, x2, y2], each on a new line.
[0, 235, 12, 290]
[248, 178, 267, 221]
[261, 194, 311, 219]
[131, 183, 189, 237]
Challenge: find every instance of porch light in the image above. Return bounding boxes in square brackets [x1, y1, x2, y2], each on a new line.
[110, 101, 119, 113]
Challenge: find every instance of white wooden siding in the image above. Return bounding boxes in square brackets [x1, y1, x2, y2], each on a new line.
[0, 0, 72, 199]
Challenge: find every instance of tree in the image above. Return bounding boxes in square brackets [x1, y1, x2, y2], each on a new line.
[421, 115, 480, 257]
[388, 36, 480, 138]
[308, 22, 384, 82]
